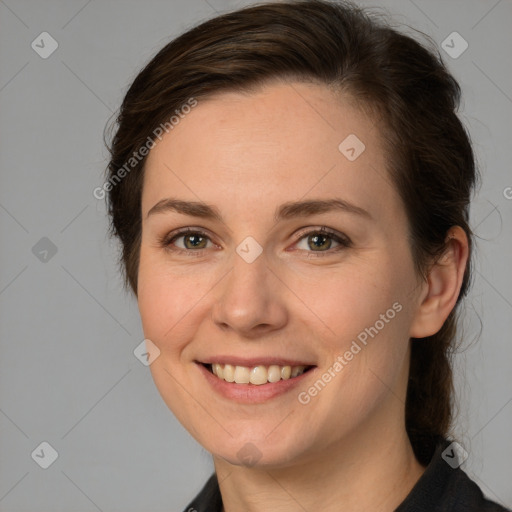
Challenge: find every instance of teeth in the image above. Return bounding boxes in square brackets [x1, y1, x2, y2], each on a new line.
[291, 366, 302, 378]
[250, 366, 268, 385]
[208, 363, 308, 385]
[223, 364, 235, 382]
[234, 365, 250, 384]
[281, 365, 292, 380]
[212, 363, 223, 379]
[267, 365, 281, 383]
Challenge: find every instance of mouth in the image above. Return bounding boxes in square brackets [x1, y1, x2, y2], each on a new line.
[200, 362, 315, 385]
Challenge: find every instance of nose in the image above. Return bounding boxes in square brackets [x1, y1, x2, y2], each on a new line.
[211, 250, 288, 338]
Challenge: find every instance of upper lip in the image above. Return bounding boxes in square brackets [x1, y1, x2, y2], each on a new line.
[197, 356, 316, 367]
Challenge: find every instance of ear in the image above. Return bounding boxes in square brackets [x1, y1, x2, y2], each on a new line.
[409, 226, 469, 339]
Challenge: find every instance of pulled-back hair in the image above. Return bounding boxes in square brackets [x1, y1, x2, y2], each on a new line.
[104, 0, 477, 464]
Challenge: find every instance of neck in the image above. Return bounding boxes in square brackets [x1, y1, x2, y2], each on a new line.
[213, 405, 426, 512]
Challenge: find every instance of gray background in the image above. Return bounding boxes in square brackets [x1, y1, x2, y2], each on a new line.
[0, 0, 510, 510]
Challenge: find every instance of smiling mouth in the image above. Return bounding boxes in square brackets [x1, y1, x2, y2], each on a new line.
[202, 362, 315, 385]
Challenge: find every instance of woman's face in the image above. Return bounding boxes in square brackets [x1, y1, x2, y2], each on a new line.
[138, 81, 425, 467]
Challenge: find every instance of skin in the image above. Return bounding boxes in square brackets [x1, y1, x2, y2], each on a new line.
[137, 80, 468, 511]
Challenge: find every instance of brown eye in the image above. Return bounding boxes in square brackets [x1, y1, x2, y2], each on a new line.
[294, 228, 351, 255]
[160, 229, 213, 253]
[306, 233, 334, 251]
[180, 233, 208, 250]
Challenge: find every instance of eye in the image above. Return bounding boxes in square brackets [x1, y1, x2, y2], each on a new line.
[158, 226, 351, 257]
[159, 228, 214, 254]
[293, 227, 351, 256]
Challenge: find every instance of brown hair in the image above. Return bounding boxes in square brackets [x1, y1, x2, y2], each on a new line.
[104, 0, 478, 464]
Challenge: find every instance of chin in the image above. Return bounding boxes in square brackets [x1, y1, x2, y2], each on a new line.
[205, 427, 315, 469]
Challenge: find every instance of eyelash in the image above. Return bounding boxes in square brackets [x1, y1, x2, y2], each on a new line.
[158, 226, 352, 258]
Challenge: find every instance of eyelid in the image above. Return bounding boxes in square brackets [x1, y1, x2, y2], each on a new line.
[158, 227, 217, 251]
[159, 225, 351, 256]
[289, 226, 352, 257]
[292, 226, 351, 244]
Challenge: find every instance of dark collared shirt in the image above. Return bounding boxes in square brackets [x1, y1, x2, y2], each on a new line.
[183, 438, 510, 511]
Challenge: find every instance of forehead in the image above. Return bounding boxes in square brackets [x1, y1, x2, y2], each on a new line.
[142, 81, 398, 222]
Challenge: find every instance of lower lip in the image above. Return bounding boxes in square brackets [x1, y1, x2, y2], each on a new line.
[196, 363, 316, 404]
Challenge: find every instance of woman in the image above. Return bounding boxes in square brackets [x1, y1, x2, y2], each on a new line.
[104, 1, 510, 510]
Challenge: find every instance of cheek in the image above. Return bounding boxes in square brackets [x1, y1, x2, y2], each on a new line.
[137, 251, 204, 356]
[295, 256, 411, 402]
[293, 259, 397, 344]
[137, 254, 211, 432]
[302, 303, 410, 441]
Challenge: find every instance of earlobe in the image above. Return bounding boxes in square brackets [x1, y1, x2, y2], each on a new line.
[409, 226, 469, 339]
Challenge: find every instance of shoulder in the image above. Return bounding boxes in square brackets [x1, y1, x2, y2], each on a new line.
[396, 438, 511, 512]
[182, 473, 222, 512]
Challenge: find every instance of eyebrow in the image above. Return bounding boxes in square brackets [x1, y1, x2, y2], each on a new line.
[146, 197, 372, 222]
